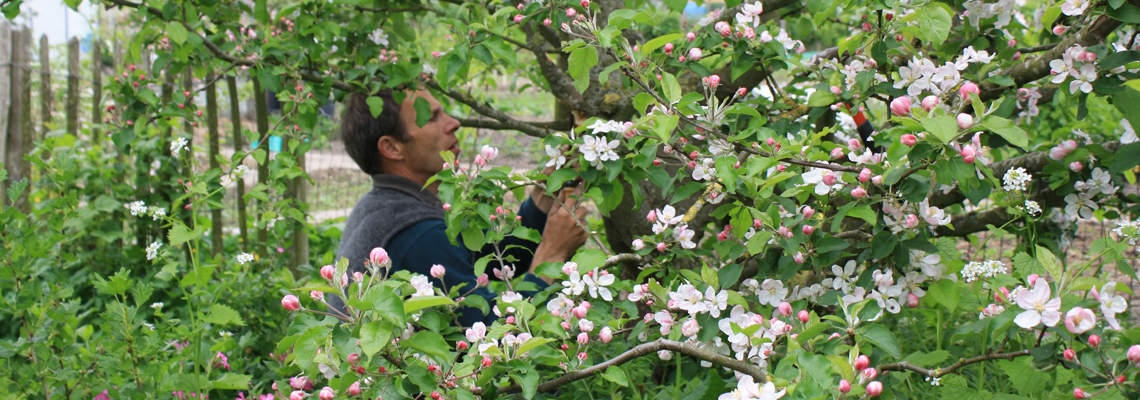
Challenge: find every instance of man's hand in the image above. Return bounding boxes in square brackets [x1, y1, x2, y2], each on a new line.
[530, 187, 590, 283]
[531, 164, 558, 214]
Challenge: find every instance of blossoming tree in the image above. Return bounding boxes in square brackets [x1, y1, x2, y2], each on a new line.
[13, 0, 1140, 398]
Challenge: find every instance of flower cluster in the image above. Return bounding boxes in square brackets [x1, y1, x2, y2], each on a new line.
[960, 260, 1006, 283]
[1049, 44, 1099, 94]
[1002, 167, 1031, 192]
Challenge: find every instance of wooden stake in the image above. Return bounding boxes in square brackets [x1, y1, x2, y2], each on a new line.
[253, 76, 269, 258]
[38, 34, 50, 135]
[66, 37, 79, 138]
[226, 75, 249, 251]
[0, 21, 11, 208]
[206, 69, 223, 255]
[92, 38, 103, 143]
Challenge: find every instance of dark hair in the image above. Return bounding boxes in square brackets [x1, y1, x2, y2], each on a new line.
[341, 90, 408, 175]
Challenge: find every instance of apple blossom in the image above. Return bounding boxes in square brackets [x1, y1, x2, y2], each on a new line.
[320, 265, 335, 280]
[1064, 349, 1076, 361]
[1064, 307, 1096, 334]
[688, 48, 703, 61]
[1128, 345, 1140, 363]
[851, 187, 868, 198]
[830, 148, 845, 159]
[566, 8, 576, 17]
[957, 113, 974, 130]
[854, 355, 870, 371]
[599, 327, 613, 343]
[1088, 335, 1101, 347]
[1074, 388, 1090, 399]
[686, 32, 695, 41]
[290, 391, 305, 400]
[430, 264, 446, 278]
[901, 134, 917, 146]
[369, 247, 389, 266]
[319, 387, 335, 400]
[1014, 279, 1061, 328]
[838, 380, 851, 393]
[778, 302, 792, 316]
[959, 81, 980, 98]
[858, 168, 871, 183]
[961, 145, 977, 163]
[921, 95, 939, 111]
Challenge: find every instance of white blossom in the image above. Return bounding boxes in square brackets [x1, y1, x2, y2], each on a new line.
[236, 252, 255, 265]
[146, 241, 162, 261]
[369, 29, 389, 46]
[1002, 167, 1032, 192]
[960, 260, 1007, 282]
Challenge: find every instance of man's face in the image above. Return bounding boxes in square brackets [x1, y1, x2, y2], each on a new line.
[396, 90, 461, 183]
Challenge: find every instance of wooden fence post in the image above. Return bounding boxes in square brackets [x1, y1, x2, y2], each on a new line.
[293, 137, 309, 269]
[6, 27, 32, 212]
[39, 34, 49, 135]
[66, 38, 79, 138]
[0, 21, 10, 208]
[227, 75, 249, 252]
[253, 76, 269, 258]
[140, 47, 150, 75]
[92, 38, 103, 143]
[206, 69, 223, 255]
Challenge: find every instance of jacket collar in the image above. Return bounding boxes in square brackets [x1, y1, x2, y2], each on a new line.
[371, 174, 443, 207]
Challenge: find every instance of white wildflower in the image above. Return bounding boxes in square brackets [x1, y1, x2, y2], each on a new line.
[1002, 167, 1032, 192]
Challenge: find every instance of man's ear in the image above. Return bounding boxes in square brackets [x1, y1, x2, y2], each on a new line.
[377, 136, 405, 162]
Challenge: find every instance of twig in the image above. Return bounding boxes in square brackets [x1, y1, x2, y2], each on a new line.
[471, 339, 768, 395]
[876, 349, 1032, 377]
[422, 80, 554, 138]
[1015, 43, 1058, 54]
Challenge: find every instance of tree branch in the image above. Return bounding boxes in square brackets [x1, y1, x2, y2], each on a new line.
[978, 2, 1138, 100]
[457, 118, 571, 131]
[876, 349, 1031, 377]
[473, 339, 768, 395]
[424, 80, 554, 138]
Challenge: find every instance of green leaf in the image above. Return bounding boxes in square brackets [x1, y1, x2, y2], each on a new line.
[796, 322, 833, 344]
[903, 350, 950, 367]
[1116, 84, 1140, 145]
[568, 47, 598, 91]
[180, 265, 217, 288]
[571, 249, 609, 270]
[807, 91, 836, 107]
[1036, 245, 1063, 279]
[515, 369, 540, 399]
[365, 96, 386, 119]
[360, 321, 393, 358]
[204, 304, 245, 326]
[661, 72, 682, 105]
[922, 115, 960, 144]
[213, 374, 252, 390]
[1012, 252, 1046, 278]
[1111, 142, 1140, 174]
[982, 117, 1029, 150]
[859, 324, 902, 358]
[516, 337, 555, 355]
[404, 331, 450, 363]
[166, 22, 188, 45]
[1107, 4, 1140, 23]
[996, 358, 1050, 396]
[93, 268, 133, 296]
[1041, 5, 1062, 27]
[460, 226, 485, 251]
[926, 279, 960, 312]
[641, 34, 682, 55]
[601, 367, 629, 387]
[847, 206, 877, 226]
[169, 224, 207, 246]
[254, 0, 269, 23]
[404, 296, 456, 313]
[366, 286, 406, 327]
[413, 96, 431, 128]
[916, 5, 952, 44]
[870, 231, 899, 260]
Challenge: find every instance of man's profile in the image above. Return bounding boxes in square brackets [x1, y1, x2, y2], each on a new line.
[327, 88, 588, 326]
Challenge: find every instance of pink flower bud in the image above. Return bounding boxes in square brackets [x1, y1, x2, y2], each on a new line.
[688, 48, 703, 61]
[1074, 388, 1091, 399]
[831, 86, 842, 95]
[822, 172, 837, 186]
[574, 306, 588, 319]
[859, 168, 872, 183]
[906, 293, 920, 307]
[1028, 274, 1040, 286]
[1062, 140, 1078, 152]
[848, 138, 863, 151]
[443, 203, 452, 211]
[1088, 335, 1100, 347]
[802, 225, 815, 235]
[600, 327, 613, 343]
[506, 316, 516, 324]
[347, 381, 361, 396]
[686, 32, 696, 41]
[863, 368, 878, 380]
[281, 295, 301, 311]
[900, 134, 917, 147]
[353, 271, 364, 282]
[959, 82, 980, 99]
[482, 357, 493, 368]
[321, 265, 336, 280]
[778, 302, 793, 316]
[1129, 345, 1140, 363]
[1062, 348, 1077, 361]
[905, 214, 919, 229]
[717, 231, 729, 241]
[476, 274, 490, 287]
[866, 381, 882, 397]
[577, 352, 588, 361]
[319, 387, 335, 400]
[561, 321, 571, 330]
[920, 96, 939, 112]
[310, 290, 324, 300]
[1069, 161, 1083, 172]
[830, 148, 845, 160]
[561, 22, 571, 31]
[1050, 147, 1068, 160]
[794, 251, 805, 264]
[1012, 51, 1022, 61]
[431, 392, 441, 400]
[657, 242, 668, 251]
[1053, 25, 1068, 35]
[663, 43, 674, 54]
[838, 379, 851, 393]
[961, 145, 977, 164]
[290, 391, 305, 400]
[457, 341, 469, 350]
[889, 97, 912, 116]
[632, 239, 645, 250]
[957, 113, 974, 130]
[707, 74, 720, 88]
[566, 8, 576, 17]
[347, 353, 360, 365]
[854, 355, 870, 371]
[577, 332, 589, 344]
[646, 210, 657, 222]
[1007, 39, 1017, 47]
[430, 264, 446, 278]
[851, 187, 868, 198]
[370, 247, 389, 266]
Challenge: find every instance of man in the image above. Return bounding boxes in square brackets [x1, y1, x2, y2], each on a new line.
[328, 89, 588, 326]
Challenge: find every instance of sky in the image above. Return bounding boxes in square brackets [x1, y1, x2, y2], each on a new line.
[18, 0, 98, 54]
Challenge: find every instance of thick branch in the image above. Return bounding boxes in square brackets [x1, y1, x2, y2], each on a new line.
[473, 339, 767, 395]
[425, 80, 554, 138]
[978, 3, 1137, 100]
[877, 349, 1031, 377]
[458, 118, 571, 131]
[602, 253, 647, 269]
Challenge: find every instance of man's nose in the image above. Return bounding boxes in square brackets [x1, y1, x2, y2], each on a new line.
[444, 113, 461, 134]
